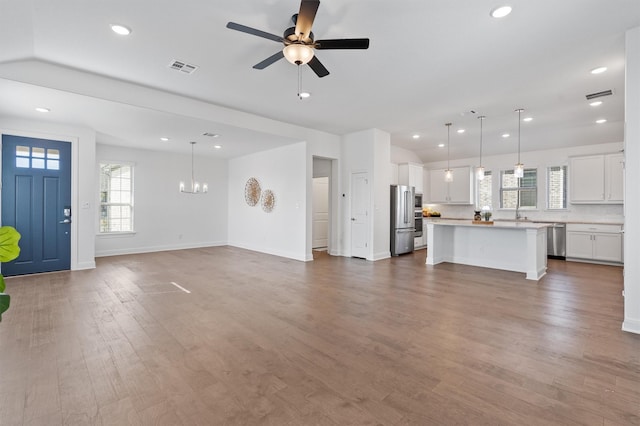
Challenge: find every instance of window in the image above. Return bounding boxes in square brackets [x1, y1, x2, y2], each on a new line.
[99, 163, 134, 233]
[500, 168, 537, 209]
[476, 170, 492, 210]
[15, 145, 60, 170]
[547, 166, 567, 210]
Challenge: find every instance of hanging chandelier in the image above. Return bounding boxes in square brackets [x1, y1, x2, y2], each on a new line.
[179, 141, 208, 194]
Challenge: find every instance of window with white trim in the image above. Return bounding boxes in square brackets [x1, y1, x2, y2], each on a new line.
[99, 163, 134, 233]
[500, 168, 537, 209]
[547, 165, 567, 210]
[476, 170, 492, 210]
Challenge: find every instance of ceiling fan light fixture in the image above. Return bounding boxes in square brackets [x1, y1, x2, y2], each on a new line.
[283, 43, 314, 65]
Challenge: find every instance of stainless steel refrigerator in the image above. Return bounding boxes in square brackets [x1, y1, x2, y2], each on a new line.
[390, 184, 415, 256]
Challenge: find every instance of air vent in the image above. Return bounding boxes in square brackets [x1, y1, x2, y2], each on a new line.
[586, 89, 613, 100]
[203, 132, 219, 138]
[168, 60, 198, 74]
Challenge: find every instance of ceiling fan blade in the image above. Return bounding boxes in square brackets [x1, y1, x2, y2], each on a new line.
[226, 22, 283, 43]
[315, 38, 370, 49]
[308, 56, 329, 78]
[253, 51, 285, 69]
[294, 0, 320, 43]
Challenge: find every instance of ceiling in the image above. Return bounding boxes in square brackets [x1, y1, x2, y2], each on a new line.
[0, 0, 638, 162]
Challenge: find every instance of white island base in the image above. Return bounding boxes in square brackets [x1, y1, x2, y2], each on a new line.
[426, 220, 549, 281]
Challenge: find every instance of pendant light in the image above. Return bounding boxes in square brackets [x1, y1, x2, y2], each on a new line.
[444, 123, 453, 182]
[476, 115, 486, 180]
[179, 141, 208, 194]
[514, 108, 525, 178]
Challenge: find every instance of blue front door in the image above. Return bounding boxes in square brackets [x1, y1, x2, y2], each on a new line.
[1, 135, 72, 276]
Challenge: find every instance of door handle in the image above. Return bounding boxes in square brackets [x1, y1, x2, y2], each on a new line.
[59, 219, 71, 224]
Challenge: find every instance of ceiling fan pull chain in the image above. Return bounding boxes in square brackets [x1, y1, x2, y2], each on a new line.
[297, 64, 302, 100]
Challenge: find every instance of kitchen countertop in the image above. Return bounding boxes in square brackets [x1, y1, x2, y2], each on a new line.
[424, 217, 623, 226]
[426, 219, 550, 230]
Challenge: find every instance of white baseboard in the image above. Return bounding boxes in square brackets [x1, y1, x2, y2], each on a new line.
[622, 318, 640, 334]
[372, 251, 391, 261]
[73, 261, 96, 270]
[95, 241, 226, 258]
[228, 242, 307, 262]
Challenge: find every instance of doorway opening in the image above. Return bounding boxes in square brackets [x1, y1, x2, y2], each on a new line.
[312, 157, 333, 258]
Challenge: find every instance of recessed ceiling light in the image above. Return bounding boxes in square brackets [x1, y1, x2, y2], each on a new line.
[110, 24, 131, 36]
[490, 6, 512, 18]
[214, 145, 222, 149]
[590, 101, 603, 107]
[438, 143, 445, 148]
[160, 137, 169, 141]
[590, 66, 607, 74]
[35, 107, 50, 113]
[412, 134, 420, 139]
[502, 133, 510, 138]
[523, 117, 533, 122]
[457, 129, 465, 134]
[299, 92, 311, 99]
[596, 119, 607, 124]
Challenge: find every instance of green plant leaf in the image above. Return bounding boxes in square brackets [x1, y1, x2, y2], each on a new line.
[0, 226, 21, 263]
[0, 275, 4, 293]
[0, 293, 10, 321]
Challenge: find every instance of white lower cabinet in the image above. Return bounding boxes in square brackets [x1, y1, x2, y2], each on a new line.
[566, 223, 623, 264]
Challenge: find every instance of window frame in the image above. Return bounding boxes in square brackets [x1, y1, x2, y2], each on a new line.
[546, 165, 568, 210]
[499, 168, 538, 210]
[98, 161, 135, 234]
[475, 170, 493, 210]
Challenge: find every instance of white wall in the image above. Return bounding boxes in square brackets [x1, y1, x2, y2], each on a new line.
[228, 142, 307, 261]
[0, 117, 96, 270]
[423, 142, 625, 223]
[95, 144, 227, 256]
[372, 129, 391, 260]
[341, 128, 391, 261]
[623, 26, 640, 334]
[391, 145, 423, 164]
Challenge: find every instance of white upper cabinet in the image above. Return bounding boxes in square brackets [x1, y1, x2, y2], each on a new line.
[606, 153, 624, 202]
[398, 163, 424, 194]
[570, 153, 624, 204]
[428, 166, 473, 204]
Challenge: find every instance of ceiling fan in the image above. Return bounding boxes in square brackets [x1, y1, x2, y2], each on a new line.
[226, 0, 369, 78]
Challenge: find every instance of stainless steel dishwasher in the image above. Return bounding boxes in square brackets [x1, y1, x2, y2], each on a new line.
[547, 223, 566, 259]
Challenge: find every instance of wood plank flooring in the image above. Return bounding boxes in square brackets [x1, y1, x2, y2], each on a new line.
[1, 247, 638, 425]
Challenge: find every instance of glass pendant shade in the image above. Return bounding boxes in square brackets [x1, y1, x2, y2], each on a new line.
[445, 169, 453, 182]
[283, 44, 314, 65]
[514, 163, 524, 178]
[476, 166, 485, 180]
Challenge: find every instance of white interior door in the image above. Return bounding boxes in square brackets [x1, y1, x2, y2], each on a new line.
[312, 177, 329, 249]
[351, 172, 369, 258]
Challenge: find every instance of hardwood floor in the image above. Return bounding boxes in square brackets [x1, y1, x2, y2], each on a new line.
[1, 247, 638, 425]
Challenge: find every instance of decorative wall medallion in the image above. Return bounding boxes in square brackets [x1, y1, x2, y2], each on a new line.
[244, 177, 261, 206]
[261, 189, 275, 213]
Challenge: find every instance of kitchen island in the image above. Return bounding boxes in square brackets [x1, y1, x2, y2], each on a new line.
[426, 219, 550, 280]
